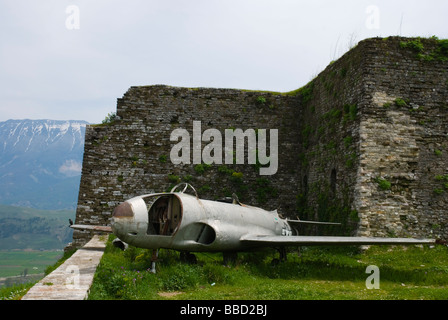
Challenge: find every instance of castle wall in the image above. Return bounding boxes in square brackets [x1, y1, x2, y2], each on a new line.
[73, 86, 302, 247]
[294, 40, 367, 236]
[355, 37, 448, 239]
[297, 37, 448, 239]
[72, 37, 448, 248]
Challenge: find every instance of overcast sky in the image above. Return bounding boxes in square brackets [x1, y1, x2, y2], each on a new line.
[1, 0, 447, 124]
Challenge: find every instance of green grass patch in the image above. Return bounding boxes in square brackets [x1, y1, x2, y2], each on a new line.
[87, 236, 448, 300]
[0, 248, 77, 299]
[0, 251, 63, 278]
[0, 282, 36, 300]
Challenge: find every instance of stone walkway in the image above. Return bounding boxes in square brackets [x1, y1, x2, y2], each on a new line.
[21, 235, 106, 300]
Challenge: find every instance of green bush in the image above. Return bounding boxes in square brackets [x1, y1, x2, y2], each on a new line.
[102, 112, 118, 125]
[400, 38, 424, 53]
[375, 177, 392, 190]
[256, 96, 267, 104]
[394, 98, 408, 107]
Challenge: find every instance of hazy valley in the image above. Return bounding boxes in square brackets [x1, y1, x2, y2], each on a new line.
[0, 119, 86, 283]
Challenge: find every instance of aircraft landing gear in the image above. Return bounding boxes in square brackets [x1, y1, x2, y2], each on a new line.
[223, 252, 237, 266]
[271, 247, 287, 266]
[180, 252, 197, 264]
[150, 249, 158, 274]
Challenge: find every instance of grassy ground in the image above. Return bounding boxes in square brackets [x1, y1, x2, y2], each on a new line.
[0, 249, 76, 299]
[87, 235, 448, 300]
[0, 251, 63, 278]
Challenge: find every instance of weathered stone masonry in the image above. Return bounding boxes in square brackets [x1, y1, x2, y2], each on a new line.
[71, 37, 448, 248]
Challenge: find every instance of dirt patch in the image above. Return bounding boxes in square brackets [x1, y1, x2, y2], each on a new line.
[158, 291, 183, 298]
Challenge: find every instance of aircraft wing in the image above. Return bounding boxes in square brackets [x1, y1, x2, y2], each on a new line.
[240, 235, 437, 246]
[70, 224, 113, 233]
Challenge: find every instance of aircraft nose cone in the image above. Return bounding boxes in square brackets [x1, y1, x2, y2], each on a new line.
[113, 202, 134, 218]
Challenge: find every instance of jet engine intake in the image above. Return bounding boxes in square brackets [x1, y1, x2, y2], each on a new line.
[196, 223, 216, 245]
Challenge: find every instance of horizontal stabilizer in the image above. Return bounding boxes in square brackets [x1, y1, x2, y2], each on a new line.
[287, 219, 342, 226]
[240, 235, 437, 246]
[70, 224, 113, 233]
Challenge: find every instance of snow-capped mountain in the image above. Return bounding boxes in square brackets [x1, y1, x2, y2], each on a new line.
[1, 119, 85, 154]
[0, 119, 88, 209]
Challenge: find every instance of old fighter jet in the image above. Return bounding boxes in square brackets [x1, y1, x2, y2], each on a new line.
[71, 183, 440, 272]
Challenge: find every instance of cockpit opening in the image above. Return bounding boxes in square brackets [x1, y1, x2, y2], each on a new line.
[145, 195, 182, 236]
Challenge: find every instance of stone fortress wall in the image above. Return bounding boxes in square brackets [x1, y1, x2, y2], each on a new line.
[71, 37, 448, 248]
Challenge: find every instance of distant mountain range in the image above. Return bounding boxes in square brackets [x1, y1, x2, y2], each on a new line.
[0, 119, 88, 210]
